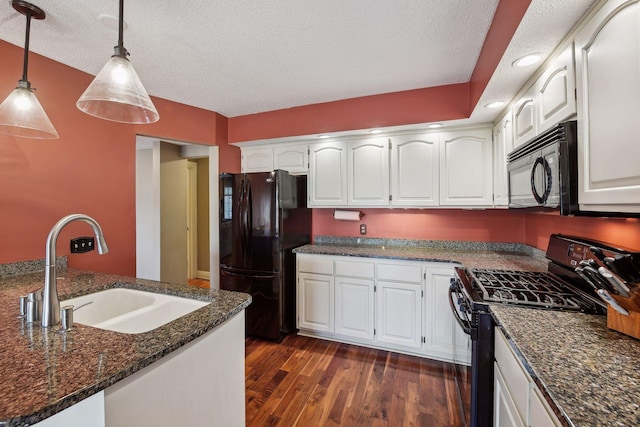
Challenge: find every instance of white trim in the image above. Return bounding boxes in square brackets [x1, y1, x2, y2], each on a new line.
[196, 270, 211, 280]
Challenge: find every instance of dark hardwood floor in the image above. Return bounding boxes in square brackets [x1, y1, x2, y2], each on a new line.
[245, 334, 469, 426]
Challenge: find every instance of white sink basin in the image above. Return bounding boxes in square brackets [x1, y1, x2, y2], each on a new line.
[61, 288, 208, 334]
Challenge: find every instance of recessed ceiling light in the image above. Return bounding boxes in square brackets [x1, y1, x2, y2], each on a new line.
[428, 123, 443, 128]
[369, 129, 382, 134]
[317, 134, 329, 139]
[512, 54, 542, 68]
[484, 101, 506, 109]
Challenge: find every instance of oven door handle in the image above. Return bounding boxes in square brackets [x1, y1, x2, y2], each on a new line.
[448, 281, 473, 336]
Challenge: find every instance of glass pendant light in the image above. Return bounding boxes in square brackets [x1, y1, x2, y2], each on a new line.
[77, 0, 159, 124]
[0, 1, 59, 139]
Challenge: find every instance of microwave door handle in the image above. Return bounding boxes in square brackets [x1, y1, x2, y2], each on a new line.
[531, 156, 553, 204]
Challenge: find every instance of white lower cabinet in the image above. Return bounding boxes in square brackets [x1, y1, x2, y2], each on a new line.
[296, 253, 471, 363]
[376, 280, 422, 349]
[298, 272, 334, 333]
[494, 328, 561, 427]
[494, 363, 526, 427]
[335, 276, 375, 340]
[424, 267, 471, 362]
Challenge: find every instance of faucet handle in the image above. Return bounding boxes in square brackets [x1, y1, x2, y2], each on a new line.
[18, 295, 28, 318]
[60, 305, 74, 331]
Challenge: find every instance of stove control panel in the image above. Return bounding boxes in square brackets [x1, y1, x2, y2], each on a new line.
[546, 234, 592, 268]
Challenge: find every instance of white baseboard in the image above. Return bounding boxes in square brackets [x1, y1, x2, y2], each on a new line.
[196, 270, 210, 280]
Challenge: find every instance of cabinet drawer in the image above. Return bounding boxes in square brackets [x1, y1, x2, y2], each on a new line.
[377, 263, 422, 283]
[297, 255, 334, 275]
[495, 329, 531, 422]
[335, 259, 375, 278]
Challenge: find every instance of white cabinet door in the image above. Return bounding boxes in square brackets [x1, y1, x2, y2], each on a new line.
[308, 141, 348, 206]
[375, 281, 422, 349]
[536, 43, 576, 134]
[439, 128, 494, 206]
[493, 111, 513, 207]
[274, 144, 308, 174]
[513, 85, 537, 149]
[423, 267, 471, 363]
[530, 386, 561, 427]
[575, 0, 640, 213]
[298, 273, 334, 333]
[390, 133, 439, 206]
[347, 137, 390, 206]
[494, 363, 526, 427]
[335, 276, 375, 340]
[241, 147, 274, 173]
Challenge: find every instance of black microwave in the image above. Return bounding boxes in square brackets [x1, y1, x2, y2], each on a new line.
[507, 121, 578, 215]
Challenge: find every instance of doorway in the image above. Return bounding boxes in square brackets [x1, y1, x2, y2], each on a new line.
[135, 135, 220, 288]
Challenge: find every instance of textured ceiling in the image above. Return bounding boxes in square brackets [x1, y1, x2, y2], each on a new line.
[0, 0, 595, 122]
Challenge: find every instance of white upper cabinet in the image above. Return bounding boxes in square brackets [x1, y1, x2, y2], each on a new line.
[575, 0, 640, 213]
[308, 141, 348, 206]
[241, 147, 274, 173]
[513, 85, 537, 149]
[493, 111, 513, 207]
[274, 144, 308, 174]
[513, 44, 577, 150]
[348, 137, 390, 206]
[536, 43, 576, 134]
[241, 143, 308, 174]
[439, 127, 494, 206]
[390, 133, 440, 206]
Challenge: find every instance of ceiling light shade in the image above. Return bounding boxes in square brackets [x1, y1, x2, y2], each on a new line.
[76, 0, 159, 124]
[0, 82, 58, 139]
[77, 55, 159, 123]
[0, 1, 58, 139]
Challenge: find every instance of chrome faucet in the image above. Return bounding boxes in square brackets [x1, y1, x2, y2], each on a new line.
[41, 214, 109, 328]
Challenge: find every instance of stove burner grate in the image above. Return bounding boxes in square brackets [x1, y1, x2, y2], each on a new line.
[470, 269, 590, 311]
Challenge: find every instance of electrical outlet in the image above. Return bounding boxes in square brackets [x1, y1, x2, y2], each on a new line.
[70, 236, 95, 253]
[360, 224, 367, 235]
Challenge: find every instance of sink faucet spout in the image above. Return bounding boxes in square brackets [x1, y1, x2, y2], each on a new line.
[42, 214, 109, 328]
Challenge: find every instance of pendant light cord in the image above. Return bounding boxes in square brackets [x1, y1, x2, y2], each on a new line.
[21, 10, 32, 84]
[114, 0, 128, 58]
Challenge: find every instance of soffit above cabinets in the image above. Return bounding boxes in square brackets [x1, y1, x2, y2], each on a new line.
[0, 0, 595, 121]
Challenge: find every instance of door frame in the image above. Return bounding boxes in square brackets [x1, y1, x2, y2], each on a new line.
[135, 135, 220, 289]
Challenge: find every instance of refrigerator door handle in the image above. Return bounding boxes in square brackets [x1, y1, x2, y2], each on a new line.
[220, 266, 277, 280]
[239, 178, 248, 258]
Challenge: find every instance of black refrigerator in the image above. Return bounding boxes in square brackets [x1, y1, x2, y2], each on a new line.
[219, 170, 311, 341]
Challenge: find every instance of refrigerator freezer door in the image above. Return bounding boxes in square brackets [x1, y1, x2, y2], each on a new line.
[220, 265, 283, 341]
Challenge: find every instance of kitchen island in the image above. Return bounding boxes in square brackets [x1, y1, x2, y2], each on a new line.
[0, 266, 251, 426]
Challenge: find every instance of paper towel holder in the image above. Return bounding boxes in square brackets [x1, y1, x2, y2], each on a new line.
[333, 209, 364, 221]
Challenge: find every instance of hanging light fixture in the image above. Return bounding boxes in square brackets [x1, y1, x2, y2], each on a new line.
[76, 0, 159, 124]
[0, 1, 58, 139]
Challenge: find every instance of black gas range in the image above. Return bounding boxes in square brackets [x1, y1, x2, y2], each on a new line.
[449, 234, 640, 427]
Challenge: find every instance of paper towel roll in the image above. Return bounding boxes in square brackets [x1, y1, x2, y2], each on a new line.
[333, 209, 362, 221]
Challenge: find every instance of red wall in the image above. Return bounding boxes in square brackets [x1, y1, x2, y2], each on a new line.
[0, 40, 229, 276]
[228, 84, 470, 143]
[312, 208, 526, 243]
[311, 208, 640, 252]
[524, 212, 640, 251]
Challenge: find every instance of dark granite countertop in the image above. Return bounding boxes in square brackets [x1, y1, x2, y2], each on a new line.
[492, 305, 640, 427]
[294, 236, 549, 271]
[0, 269, 251, 427]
